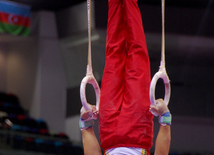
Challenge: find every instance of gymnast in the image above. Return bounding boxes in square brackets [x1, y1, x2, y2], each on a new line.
[79, 0, 171, 154]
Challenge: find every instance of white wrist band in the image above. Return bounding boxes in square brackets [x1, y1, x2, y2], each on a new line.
[79, 119, 94, 130]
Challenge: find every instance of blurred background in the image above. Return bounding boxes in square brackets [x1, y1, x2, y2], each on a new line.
[0, 0, 214, 154]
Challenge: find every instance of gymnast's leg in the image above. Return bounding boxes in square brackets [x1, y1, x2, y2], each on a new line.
[116, 0, 154, 151]
[99, 0, 126, 151]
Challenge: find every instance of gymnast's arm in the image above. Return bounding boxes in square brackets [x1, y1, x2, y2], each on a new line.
[80, 105, 102, 155]
[154, 123, 171, 155]
[150, 99, 171, 155]
[81, 127, 102, 155]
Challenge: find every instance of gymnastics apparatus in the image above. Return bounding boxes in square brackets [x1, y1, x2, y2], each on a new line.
[80, 0, 171, 119]
[149, 0, 171, 115]
[80, 0, 100, 120]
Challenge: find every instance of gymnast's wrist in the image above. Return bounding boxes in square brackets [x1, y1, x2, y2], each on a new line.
[79, 118, 94, 130]
[159, 111, 172, 126]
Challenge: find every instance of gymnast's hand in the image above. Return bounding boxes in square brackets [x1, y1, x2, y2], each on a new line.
[80, 103, 98, 120]
[150, 99, 169, 116]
